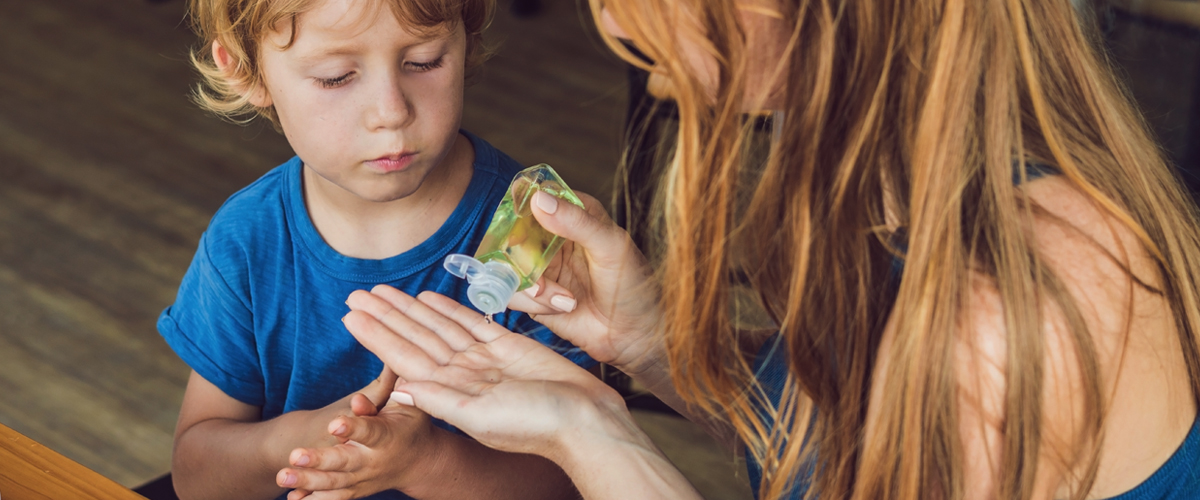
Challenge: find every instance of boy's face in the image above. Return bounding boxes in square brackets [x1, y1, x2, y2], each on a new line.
[254, 0, 467, 203]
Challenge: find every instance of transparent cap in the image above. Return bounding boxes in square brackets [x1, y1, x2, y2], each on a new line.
[443, 254, 521, 316]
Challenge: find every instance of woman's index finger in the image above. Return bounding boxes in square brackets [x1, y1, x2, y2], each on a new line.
[342, 310, 441, 382]
[416, 290, 510, 343]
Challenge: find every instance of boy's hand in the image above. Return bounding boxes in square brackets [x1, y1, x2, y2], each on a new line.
[293, 366, 399, 454]
[277, 393, 441, 500]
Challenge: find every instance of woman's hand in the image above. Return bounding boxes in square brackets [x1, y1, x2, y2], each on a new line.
[507, 191, 663, 374]
[341, 286, 705, 500]
[342, 286, 628, 459]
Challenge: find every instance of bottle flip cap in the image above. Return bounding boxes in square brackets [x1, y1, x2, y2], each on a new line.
[443, 254, 521, 316]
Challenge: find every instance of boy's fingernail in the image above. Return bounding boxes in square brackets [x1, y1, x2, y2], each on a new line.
[525, 283, 540, 297]
[534, 191, 558, 214]
[550, 295, 576, 312]
[333, 424, 347, 436]
[295, 454, 310, 467]
[281, 473, 297, 487]
[390, 391, 415, 406]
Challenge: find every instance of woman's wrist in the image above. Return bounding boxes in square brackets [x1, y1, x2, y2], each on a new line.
[608, 313, 667, 378]
[551, 393, 644, 471]
[551, 393, 704, 500]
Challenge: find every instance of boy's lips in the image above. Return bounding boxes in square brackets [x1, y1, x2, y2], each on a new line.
[366, 152, 416, 173]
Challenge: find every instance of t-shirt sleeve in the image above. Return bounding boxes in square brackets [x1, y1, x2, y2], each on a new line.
[158, 231, 265, 406]
[504, 312, 597, 369]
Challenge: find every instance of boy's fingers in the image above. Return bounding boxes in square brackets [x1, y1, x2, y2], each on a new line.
[278, 468, 356, 494]
[378, 367, 400, 389]
[342, 404, 424, 446]
[355, 369, 397, 411]
[286, 489, 312, 500]
[290, 443, 359, 472]
[343, 310, 439, 381]
[307, 489, 356, 500]
[348, 289, 459, 364]
[350, 393, 380, 417]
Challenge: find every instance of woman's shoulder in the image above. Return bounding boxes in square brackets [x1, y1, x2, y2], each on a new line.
[954, 175, 1196, 498]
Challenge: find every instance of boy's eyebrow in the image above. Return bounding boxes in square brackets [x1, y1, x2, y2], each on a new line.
[294, 32, 452, 62]
[294, 43, 367, 61]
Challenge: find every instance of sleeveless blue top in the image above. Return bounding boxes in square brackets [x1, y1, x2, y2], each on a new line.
[746, 335, 1200, 499]
[744, 165, 1200, 499]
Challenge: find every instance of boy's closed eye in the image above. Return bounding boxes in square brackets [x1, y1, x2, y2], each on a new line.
[317, 72, 355, 89]
[406, 55, 446, 73]
[313, 55, 447, 89]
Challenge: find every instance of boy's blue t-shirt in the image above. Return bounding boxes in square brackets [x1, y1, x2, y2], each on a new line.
[158, 132, 594, 500]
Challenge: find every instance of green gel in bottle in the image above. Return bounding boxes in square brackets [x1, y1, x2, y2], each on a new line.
[444, 164, 584, 318]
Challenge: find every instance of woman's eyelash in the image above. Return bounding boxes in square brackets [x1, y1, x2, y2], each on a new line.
[408, 56, 445, 72]
[316, 72, 353, 88]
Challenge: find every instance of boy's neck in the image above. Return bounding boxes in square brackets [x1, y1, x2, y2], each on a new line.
[303, 133, 476, 260]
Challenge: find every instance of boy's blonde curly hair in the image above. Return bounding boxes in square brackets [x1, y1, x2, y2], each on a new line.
[188, 0, 495, 126]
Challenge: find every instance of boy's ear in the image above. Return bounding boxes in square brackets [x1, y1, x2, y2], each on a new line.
[211, 40, 273, 108]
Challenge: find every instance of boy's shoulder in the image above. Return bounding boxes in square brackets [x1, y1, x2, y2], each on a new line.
[200, 156, 301, 251]
[464, 130, 526, 183]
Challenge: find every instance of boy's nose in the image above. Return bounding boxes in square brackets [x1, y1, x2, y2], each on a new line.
[365, 79, 414, 131]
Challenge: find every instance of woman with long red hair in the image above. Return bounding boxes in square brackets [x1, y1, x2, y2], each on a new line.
[283, 0, 1200, 498]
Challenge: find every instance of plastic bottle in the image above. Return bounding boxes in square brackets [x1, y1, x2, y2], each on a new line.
[444, 164, 584, 318]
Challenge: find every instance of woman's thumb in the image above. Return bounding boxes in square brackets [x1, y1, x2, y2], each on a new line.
[390, 382, 472, 425]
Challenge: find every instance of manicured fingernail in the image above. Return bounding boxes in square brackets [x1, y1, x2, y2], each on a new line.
[525, 283, 540, 297]
[333, 424, 347, 436]
[341, 314, 348, 323]
[390, 391, 414, 406]
[534, 191, 558, 214]
[281, 473, 297, 487]
[295, 454, 310, 467]
[550, 295, 576, 312]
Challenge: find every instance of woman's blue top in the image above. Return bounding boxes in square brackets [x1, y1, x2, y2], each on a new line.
[744, 165, 1200, 499]
[745, 335, 1200, 499]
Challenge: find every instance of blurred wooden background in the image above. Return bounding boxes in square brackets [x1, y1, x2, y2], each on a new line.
[0, 1, 1196, 499]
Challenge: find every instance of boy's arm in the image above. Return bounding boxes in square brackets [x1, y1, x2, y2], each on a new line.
[420, 433, 580, 500]
[172, 370, 396, 500]
[280, 400, 580, 500]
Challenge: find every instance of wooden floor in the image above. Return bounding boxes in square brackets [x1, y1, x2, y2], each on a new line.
[0, 1, 1192, 499]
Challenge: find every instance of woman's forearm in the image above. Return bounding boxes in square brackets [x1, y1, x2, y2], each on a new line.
[616, 345, 739, 451]
[552, 401, 705, 500]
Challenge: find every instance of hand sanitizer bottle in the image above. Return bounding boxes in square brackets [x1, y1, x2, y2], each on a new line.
[444, 164, 584, 318]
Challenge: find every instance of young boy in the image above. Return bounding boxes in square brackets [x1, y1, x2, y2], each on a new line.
[157, 0, 593, 499]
